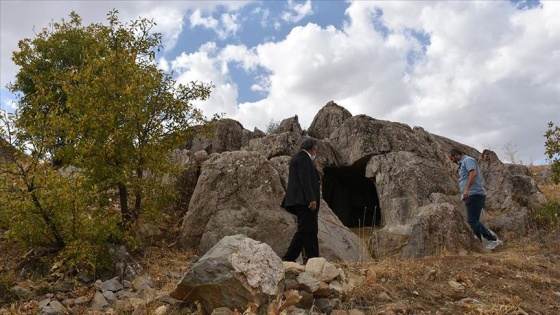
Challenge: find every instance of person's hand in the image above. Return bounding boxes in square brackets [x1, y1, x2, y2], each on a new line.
[308, 201, 317, 211]
[462, 190, 469, 200]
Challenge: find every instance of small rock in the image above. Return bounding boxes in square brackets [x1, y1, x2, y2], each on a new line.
[348, 309, 365, 315]
[132, 276, 154, 291]
[155, 305, 170, 315]
[458, 298, 485, 305]
[314, 298, 332, 315]
[74, 296, 90, 305]
[376, 291, 393, 302]
[424, 269, 437, 281]
[100, 277, 124, 292]
[91, 292, 108, 311]
[211, 307, 234, 315]
[297, 272, 320, 293]
[448, 280, 465, 291]
[102, 290, 115, 301]
[313, 282, 331, 298]
[77, 272, 93, 284]
[297, 290, 314, 309]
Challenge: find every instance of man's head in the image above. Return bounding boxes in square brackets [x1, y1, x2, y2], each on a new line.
[448, 148, 464, 164]
[301, 138, 318, 158]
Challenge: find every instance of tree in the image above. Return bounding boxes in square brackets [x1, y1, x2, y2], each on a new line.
[545, 121, 560, 184]
[8, 10, 213, 229]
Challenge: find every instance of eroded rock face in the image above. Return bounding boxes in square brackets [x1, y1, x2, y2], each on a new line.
[243, 132, 303, 159]
[276, 115, 303, 135]
[178, 151, 295, 256]
[177, 101, 546, 260]
[479, 150, 546, 212]
[188, 119, 262, 154]
[178, 150, 366, 262]
[171, 235, 284, 313]
[308, 101, 352, 140]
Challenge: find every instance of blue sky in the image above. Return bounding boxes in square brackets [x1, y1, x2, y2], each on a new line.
[1, 0, 559, 164]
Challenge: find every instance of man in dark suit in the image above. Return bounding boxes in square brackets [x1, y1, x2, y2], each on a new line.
[281, 138, 321, 264]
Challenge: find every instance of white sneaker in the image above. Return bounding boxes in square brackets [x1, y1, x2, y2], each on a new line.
[486, 239, 503, 250]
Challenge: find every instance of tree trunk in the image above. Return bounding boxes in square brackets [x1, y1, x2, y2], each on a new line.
[133, 167, 142, 221]
[31, 193, 65, 249]
[118, 182, 132, 228]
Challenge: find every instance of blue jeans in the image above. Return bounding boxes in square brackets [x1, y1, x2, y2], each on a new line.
[465, 194, 497, 241]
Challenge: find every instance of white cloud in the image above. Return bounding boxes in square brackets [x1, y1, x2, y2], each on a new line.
[190, 9, 219, 30]
[189, 9, 241, 40]
[225, 1, 559, 164]
[2, 0, 558, 164]
[171, 42, 239, 120]
[281, 0, 313, 23]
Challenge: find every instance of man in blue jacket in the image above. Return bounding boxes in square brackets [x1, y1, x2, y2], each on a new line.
[281, 138, 321, 263]
[449, 148, 503, 250]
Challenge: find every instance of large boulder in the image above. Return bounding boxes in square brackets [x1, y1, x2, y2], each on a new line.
[243, 132, 303, 159]
[275, 115, 303, 135]
[308, 101, 352, 139]
[170, 235, 284, 313]
[366, 151, 457, 226]
[479, 149, 546, 212]
[178, 151, 295, 256]
[178, 150, 365, 262]
[188, 119, 262, 154]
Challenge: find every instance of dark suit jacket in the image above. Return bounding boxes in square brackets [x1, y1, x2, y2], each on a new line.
[281, 150, 320, 211]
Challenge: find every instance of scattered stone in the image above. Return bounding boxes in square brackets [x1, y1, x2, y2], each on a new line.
[91, 292, 108, 311]
[348, 309, 365, 315]
[424, 269, 437, 281]
[211, 307, 234, 315]
[313, 282, 331, 298]
[314, 298, 332, 315]
[448, 280, 465, 291]
[100, 277, 124, 292]
[154, 305, 170, 315]
[297, 272, 320, 293]
[376, 291, 393, 302]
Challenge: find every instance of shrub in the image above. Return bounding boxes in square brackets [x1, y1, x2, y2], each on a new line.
[535, 201, 560, 228]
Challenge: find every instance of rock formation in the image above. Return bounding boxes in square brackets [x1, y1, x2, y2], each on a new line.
[178, 101, 546, 260]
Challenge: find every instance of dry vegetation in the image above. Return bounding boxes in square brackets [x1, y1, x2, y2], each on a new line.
[1, 166, 559, 314]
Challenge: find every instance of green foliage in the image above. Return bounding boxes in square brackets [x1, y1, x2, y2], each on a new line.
[545, 121, 560, 184]
[7, 9, 213, 231]
[0, 272, 18, 303]
[535, 201, 560, 228]
[1, 111, 123, 276]
[2, 9, 214, 277]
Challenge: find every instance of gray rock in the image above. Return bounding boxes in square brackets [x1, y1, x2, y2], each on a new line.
[178, 151, 296, 256]
[297, 272, 320, 293]
[171, 234, 285, 313]
[99, 277, 124, 292]
[308, 101, 352, 140]
[132, 276, 153, 291]
[275, 115, 303, 135]
[91, 292, 108, 311]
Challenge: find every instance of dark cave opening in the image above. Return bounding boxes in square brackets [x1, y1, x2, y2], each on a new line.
[322, 166, 382, 228]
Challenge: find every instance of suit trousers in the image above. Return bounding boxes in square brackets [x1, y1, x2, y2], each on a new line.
[283, 204, 319, 263]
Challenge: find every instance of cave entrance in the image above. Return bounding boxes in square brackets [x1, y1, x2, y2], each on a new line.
[322, 166, 382, 228]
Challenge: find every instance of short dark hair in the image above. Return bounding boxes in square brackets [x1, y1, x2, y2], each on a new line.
[449, 148, 463, 155]
[300, 138, 318, 150]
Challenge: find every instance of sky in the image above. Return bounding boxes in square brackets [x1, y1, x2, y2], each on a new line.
[1, 0, 559, 164]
